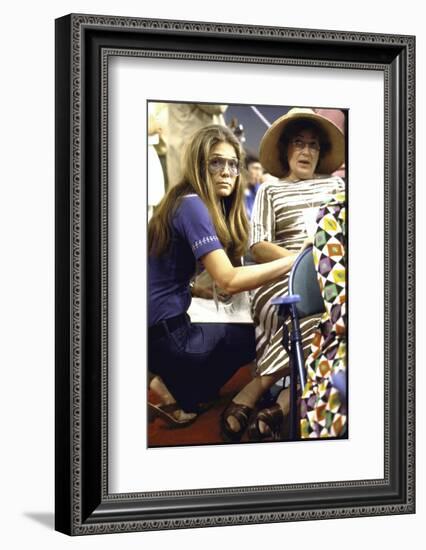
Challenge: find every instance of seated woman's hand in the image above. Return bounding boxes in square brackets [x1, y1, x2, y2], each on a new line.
[217, 289, 232, 303]
[300, 236, 314, 252]
[191, 282, 214, 300]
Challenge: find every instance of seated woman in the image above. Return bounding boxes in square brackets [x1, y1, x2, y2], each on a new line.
[148, 124, 300, 426]
[221, 107, 345, 441]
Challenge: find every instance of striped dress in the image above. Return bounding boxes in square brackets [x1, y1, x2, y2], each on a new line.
[250, 175, 345, 376]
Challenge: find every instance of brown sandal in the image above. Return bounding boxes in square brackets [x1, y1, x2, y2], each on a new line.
[247, 404, 285, 442]
[221, 401, 254, 442]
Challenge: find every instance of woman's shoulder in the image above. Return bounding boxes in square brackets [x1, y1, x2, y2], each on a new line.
[256, 180, 283, 196]
[174, 194, 209, 221]
[178, 193, 199, 202]
[179, 193, 206, 210]
[313, 174, 345, 185]
[259, 179, 304, 197]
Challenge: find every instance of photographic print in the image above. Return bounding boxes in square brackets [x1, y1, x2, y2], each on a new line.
[147, 101, 348, 448]
[55, 14, 414, 535]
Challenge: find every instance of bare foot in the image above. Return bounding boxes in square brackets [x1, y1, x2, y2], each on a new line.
[149, 376, 197, 423]
[149, 375, 176, 405]
[171, 409, 197, 423]
[225, 372, 287, 435]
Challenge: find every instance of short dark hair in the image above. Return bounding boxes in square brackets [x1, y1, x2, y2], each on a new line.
[245, 153, 260, 169]
[278, 119, 331, 175]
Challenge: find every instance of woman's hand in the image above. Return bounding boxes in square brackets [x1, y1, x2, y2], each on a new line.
[191, 282, 214, 300]
[217, 289, 233, 303]
[250, 241, 294, 263]
[300, 236, 314, 252]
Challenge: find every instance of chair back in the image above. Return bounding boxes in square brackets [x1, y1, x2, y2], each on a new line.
[288, 246, 325, 318]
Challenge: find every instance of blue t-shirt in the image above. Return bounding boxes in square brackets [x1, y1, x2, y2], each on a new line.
[148, 195, 223, 326]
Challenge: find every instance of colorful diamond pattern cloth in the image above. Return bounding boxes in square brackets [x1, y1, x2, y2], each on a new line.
[300, 192, 347, 439]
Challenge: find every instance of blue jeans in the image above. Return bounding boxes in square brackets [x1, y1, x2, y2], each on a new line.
[149, 314, 255, 412]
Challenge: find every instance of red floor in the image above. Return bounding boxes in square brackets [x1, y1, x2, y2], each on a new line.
[148, 364, 254, 447]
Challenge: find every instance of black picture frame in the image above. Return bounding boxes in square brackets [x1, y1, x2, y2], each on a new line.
[55, 13, 415, 535]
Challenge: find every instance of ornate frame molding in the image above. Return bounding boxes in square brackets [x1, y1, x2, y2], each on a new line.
[55, 14, 415, 535]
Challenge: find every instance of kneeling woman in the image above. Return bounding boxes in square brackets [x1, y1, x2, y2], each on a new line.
[148, 125, 297, 423]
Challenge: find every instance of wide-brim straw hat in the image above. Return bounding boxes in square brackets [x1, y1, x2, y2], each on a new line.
[259, 107, 345, 178]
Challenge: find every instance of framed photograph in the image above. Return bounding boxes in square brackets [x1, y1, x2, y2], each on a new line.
[55, 14, 415, 535]
[145, 99, 348, 449]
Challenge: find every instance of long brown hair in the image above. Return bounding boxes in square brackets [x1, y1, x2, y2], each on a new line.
[148, 125, 249, 262]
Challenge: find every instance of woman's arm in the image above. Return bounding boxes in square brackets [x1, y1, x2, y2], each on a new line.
[201, 248, 296, 295]
[250, 241, 293, 263]
[251, 237, 314, 264]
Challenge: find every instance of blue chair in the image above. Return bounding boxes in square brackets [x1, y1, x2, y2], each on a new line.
[271, 245, 325, 440]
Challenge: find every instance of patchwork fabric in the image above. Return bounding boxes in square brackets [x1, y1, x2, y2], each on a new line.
[300, 192, 347, 439]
